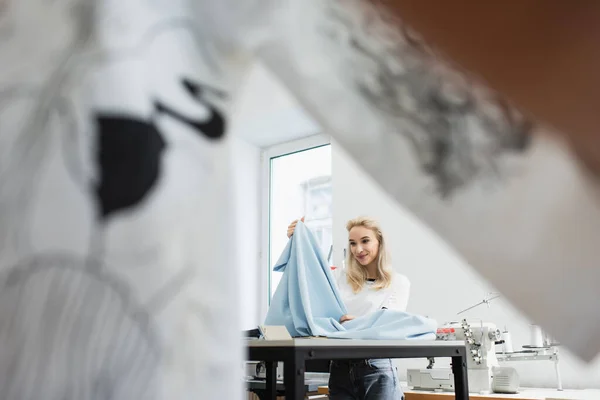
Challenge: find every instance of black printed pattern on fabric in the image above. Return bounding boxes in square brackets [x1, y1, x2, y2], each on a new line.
[324, 0, 533, 198]
[95, 115, 166, 219]
[0, 254, 160, 398]
[154, 78, 227, 140]
[95, 78, 227, 219]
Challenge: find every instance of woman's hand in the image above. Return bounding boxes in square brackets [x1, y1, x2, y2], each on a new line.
[286, 217, 305, 238]
[340, 314, 356, 324]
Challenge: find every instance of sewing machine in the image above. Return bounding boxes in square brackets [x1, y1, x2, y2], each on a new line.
[407, 320, 517, 394]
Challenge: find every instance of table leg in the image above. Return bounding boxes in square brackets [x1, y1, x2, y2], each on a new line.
[266, 362, 277, 400]
[452, 355, 470, 400]
[554, 352, 563, 391]
[284, 350, 305, 400]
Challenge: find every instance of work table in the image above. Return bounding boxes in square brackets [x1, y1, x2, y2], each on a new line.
[247, 338, 469, 400]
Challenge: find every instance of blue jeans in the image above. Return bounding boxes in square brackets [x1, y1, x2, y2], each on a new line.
[328, 359, 404, 400]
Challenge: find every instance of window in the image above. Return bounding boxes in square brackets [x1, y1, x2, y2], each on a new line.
[263, 136, 332, 301]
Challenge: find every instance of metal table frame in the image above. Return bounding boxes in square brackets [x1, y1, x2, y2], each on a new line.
[247, 339, 469, 400]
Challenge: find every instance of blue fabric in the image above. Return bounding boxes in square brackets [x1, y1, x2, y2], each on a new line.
[264, 221, 437, 340]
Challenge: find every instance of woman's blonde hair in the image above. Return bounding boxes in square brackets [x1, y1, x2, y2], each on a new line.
[345, 216, 393, 293]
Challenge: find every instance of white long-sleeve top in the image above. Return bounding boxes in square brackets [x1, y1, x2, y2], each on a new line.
[332, 268, 411, 317]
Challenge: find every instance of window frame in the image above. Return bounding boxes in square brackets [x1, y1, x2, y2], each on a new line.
[259, 133, 331, 320]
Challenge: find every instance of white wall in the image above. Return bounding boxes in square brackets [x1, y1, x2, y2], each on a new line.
[231, 135, 262, 330]
[230, 61, 322, 327]
[332, 142, 600, 389]
[230, 59, 314, 330]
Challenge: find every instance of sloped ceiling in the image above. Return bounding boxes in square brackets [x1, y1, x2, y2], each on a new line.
[230, 61, 320, 148]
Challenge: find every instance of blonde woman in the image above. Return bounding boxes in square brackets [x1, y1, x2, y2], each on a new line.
[287, 216, 409, 400]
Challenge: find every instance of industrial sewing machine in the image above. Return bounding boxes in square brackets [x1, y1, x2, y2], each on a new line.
[407, 320, 519, 394]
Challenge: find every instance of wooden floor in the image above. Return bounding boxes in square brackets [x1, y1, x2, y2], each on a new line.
[316, 385, 600, 400]
[405, 394, 531, 400]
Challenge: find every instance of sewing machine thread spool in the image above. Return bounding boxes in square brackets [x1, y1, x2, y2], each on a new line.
[502, 330, 513, 353]
[529, 324, 544, 347]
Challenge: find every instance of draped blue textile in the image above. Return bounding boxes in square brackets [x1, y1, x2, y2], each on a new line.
[264, 222, 437, 340]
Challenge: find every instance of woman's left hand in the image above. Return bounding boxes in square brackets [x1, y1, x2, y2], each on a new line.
[340, 314, 356, 324]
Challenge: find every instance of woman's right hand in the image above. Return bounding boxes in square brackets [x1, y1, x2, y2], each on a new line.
[340, 315, 356, 324]
[286, 217, 305, 238]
